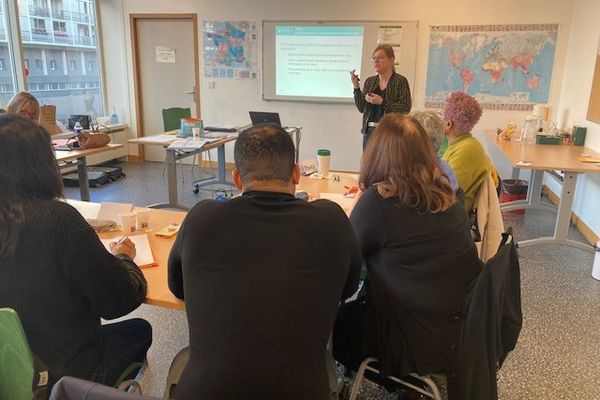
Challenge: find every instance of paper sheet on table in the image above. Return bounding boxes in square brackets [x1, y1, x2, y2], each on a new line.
[319, 193, 355, 215]
[137, 134, 177, 144]
[101, 234, 156, 268]
[97, 202, 133, 223]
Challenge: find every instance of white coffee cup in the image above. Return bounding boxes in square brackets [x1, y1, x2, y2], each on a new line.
[119, 212, 137, 234]
[192, 127, 201, 138]
[317, 149, 331, 178]
[136, 209, 151, 231]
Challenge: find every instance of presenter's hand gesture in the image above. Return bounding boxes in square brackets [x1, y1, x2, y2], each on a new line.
[365, 93, 383, 105]
[110, 236, 137, 260]
[350, 70, 360, 89]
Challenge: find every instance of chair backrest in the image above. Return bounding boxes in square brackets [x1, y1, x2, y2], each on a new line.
[50, 376, 159, 400]
[161, 107, 191, 132]
[0, 308, 36, 400]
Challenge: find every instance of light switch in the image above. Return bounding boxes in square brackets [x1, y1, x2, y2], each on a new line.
[208, 81, 216, 89]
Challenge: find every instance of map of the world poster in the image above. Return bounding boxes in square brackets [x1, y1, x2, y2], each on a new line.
[425, 24, 558, 111]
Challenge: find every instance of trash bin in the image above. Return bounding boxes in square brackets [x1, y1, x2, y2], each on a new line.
[499, 179, 528, 214]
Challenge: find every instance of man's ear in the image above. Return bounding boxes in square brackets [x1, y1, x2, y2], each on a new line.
[291, 164, 301, 185]
[231, 167, 243, 191]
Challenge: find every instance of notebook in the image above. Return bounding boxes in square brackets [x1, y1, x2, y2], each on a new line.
[101, 233, 157, 268]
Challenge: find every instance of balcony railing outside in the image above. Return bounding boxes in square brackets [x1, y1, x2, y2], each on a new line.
[29, 6, 50, 17]
[52, 9, 70, 20]
[70, 11, 89, 23]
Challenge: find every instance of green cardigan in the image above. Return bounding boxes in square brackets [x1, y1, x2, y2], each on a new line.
[443, 133, 493, 211]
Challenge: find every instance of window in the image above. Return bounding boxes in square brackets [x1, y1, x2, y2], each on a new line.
[36, 59, 43, 69]
[16, 0, 104, 121]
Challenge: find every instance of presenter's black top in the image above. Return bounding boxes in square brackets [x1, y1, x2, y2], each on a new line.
[0, 200, 147, 383]
[354, 71, 411, 134]
[168, 191, 361, 400]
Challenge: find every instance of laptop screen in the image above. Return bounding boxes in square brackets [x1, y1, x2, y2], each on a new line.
[249, 111, 282, 127]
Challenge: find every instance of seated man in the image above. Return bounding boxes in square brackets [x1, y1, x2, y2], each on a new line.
[168, 123, 361, 400]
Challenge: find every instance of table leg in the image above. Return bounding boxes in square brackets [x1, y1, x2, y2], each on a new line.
[518, 172, 593, 253]
[511, 166, 520, 180]
[148, 149, 189, 210]
[76, 156, 90, 201]
[193, 144, 235, 191]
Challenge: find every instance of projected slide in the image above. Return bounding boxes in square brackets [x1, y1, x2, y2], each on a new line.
[275, 26, 364, 99]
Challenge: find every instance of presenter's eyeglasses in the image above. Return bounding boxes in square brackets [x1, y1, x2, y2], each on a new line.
[371, 56, 388, 61]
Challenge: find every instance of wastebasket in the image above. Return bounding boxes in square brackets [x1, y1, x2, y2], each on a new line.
[499, 179, 528, 214]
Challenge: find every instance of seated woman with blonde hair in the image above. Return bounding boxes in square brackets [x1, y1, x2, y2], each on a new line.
[333, 113, 482, 398]
[6, 91, 40, 122]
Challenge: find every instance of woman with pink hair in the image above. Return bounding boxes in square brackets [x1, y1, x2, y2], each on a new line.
[442, 92, 499, 211]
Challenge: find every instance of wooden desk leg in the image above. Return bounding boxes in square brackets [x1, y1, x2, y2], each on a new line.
[76, 156, 90, 201]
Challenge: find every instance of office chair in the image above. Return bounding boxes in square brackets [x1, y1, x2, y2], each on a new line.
[348, 357, 442, 400]
[161, 107, 214, 181]
[0, 308, 48, 400]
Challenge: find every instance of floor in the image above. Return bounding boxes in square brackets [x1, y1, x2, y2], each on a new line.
[65, 161, 600, 399]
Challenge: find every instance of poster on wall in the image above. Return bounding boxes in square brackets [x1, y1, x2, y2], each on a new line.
[425, 24, 559, 111]
[377, 26, 402, 68]
[203, 21, 258, 79]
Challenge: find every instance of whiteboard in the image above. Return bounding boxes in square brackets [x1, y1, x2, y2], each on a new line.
[262, 20, 418, 103]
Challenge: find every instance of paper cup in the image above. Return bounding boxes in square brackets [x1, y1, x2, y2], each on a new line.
[119, 212, 136, 234]
[192, 127, 201, 138]
[136, 209, 151, 230]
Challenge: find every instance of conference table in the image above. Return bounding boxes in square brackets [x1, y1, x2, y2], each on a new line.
[54, 143, 124, 202]
[128, 131, 243, 211]
[72, 172, 359, 311]
[487, 130, 600, 252]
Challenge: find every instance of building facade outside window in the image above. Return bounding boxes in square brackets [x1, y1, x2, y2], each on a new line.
[9, 0, 104, 121]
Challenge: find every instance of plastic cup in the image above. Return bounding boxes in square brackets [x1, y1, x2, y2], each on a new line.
[136, 209, 151, 230]
[317, 149, 331, 178]
[119, 212, 136, 234]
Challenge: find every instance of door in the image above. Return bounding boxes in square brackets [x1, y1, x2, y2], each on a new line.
[131, 14, 200, 162]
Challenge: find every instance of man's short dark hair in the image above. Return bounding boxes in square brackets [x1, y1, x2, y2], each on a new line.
[234, 123, 295, 185]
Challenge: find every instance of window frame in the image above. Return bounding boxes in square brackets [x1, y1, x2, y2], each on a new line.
[1, 0, 106, 113]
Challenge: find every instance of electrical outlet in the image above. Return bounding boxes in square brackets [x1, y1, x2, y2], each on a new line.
[208, 81, 216, 89]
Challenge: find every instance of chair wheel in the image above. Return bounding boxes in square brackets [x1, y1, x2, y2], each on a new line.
[193, 186, 199, 194]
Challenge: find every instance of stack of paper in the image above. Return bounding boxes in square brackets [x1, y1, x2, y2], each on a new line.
[167, 138, 216, 150]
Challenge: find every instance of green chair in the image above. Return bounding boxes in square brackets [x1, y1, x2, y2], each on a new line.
[161, 107, 191, 133]
[0, 308, 48, 400]
[161, 107, 215, 183]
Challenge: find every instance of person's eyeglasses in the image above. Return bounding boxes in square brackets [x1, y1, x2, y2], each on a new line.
[371, 56, 388, 61]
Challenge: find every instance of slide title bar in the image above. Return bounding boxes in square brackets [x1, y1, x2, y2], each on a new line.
[276, 26, 364, 36]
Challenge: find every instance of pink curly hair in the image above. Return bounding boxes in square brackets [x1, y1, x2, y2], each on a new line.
[443, 92, 482, 134]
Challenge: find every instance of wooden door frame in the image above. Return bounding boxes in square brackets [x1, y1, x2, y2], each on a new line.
[130, 13, 201, 160]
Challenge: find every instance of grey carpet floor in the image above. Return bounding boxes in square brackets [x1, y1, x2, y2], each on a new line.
[65, 161, 600, 399]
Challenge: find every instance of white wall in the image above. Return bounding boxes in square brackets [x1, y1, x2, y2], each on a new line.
[547, 0, 600, 237]
[99, 0, 575, 172]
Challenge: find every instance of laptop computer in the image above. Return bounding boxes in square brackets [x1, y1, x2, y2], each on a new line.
[249, 111, 282, 127]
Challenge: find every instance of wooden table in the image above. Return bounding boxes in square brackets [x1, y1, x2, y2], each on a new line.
[55, 144, 124, 201]
[487, 130, 600, 252]
[68, 173, 359, 310]
[129, 132, 239, 210]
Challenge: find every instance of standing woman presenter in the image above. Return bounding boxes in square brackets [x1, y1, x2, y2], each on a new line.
[351, 45, 411, 149]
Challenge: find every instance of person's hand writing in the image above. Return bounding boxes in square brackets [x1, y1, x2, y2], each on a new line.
[350, 70, 360, 89]
[365, 93, 383, 105]
[110, 236, 137, 259]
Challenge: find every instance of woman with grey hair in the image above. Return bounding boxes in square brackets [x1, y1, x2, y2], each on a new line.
[411, 110, 459, 192]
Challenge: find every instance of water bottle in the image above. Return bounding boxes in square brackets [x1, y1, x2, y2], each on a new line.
[74, 121, 83, 135]
[110, 106, 119, 124]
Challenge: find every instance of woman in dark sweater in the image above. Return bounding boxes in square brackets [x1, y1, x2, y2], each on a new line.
[0, 114, 151, 388]
[333, 114, 482, 397]
[351, 45, 411, 149]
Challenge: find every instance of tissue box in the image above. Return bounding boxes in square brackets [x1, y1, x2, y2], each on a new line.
[536, 135, 562, 145]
